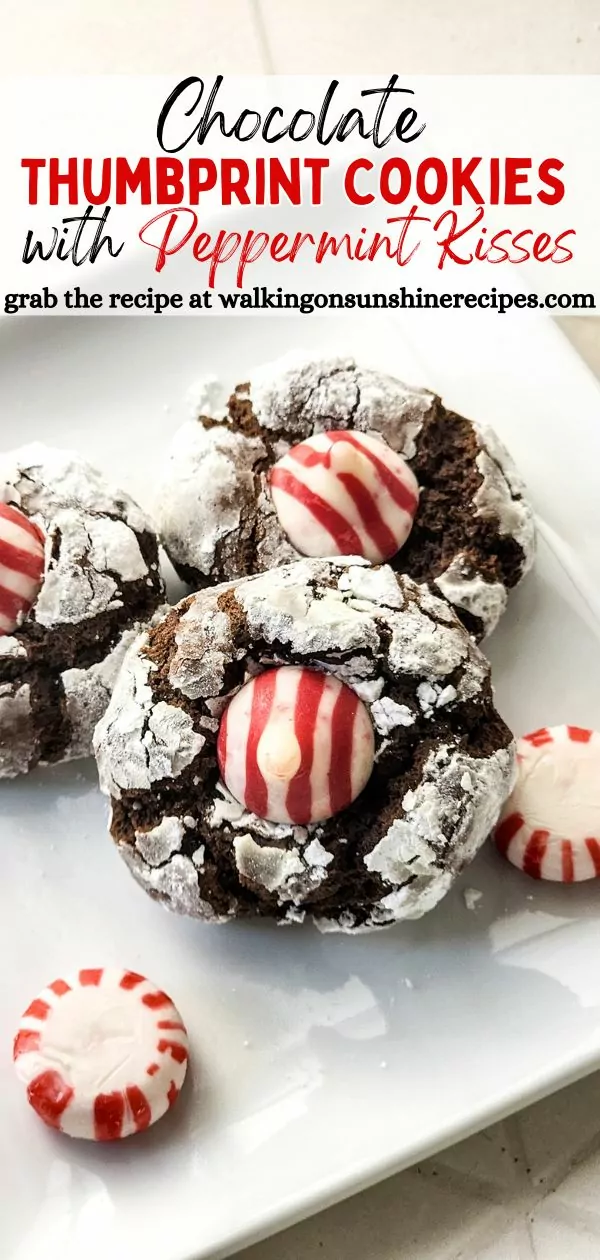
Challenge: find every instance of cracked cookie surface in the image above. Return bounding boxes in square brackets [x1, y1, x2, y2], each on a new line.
[0, 443, 164, 777]
[157, 355, 535, 640]
[94, 557, 516, 932]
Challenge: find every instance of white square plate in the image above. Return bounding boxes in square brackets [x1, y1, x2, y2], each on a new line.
[1, 308, 600, 1260]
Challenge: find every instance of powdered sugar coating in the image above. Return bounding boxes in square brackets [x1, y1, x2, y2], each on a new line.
[135, 816, 186, 866]
[122, 848, 229, 921]
[0, 443, 164, 776]
[233, 832, 332, 904]
[0, 636, 27, 659]
[0, 443, 150, 537]
[476, 443, 536, 567]
[363, 743, 515, 927]
[61, 627, 140, 762]
[158, 355, 535, 639]
[0, 446, 157, 630]
[171, 598, 237, 700]
[435, 556, 509, 638]
[34, 511, 124, 628]
[234, 834, 305, 893]
[156, 424, 267, 580]
[94, 640, 205, 798]
[186, 375, 228, 421]
[473, 433, 536, 564]
[97, 557, 515, 931]
[432, 424, 535, 633]
[249, 354, 435, 457]
[158, 356, 433, 585]
[371, 697, 415, 734]
[304, 837, 334, 868]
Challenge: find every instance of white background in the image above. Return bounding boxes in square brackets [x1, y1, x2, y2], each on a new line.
[2, 4, 600, 1259]
[1, 0, 599, 75]
[0, 75, 598, 314]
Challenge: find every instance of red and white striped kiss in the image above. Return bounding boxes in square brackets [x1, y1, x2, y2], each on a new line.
[217, 666, 375, 825]
[13, 967, 188, 1140]
[0, 502, 45, 635]
[269, 430, 419, 563]
[494, 725, 600, 882]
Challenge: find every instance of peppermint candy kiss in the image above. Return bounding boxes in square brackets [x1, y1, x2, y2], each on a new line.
[0, 502, 45, 635]
[494, 725, 600, 881]
[217, 666, 375, 825]
[13, 968, 188, 1140]
[269, 430, 419, 563]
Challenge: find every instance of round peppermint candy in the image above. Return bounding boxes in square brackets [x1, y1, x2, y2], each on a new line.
[217, 665, 375, 825]
[0, 502, 45, 635]
[13, 968, 189, 1139]
[494, 725, 600, 881]
[269, 430, 419, 563]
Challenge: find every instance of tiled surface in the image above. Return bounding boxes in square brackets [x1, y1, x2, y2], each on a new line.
[3, 3, 600, 1257]
[239, 1073, 600, 1260]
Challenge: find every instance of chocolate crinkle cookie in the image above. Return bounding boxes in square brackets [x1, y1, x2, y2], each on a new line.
[94, 557, 516, 933]
[156, 355, 535, 640]
[0, 443, 164, 777]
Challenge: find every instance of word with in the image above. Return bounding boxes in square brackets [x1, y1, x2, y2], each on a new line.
[22, 207, 123, 266]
